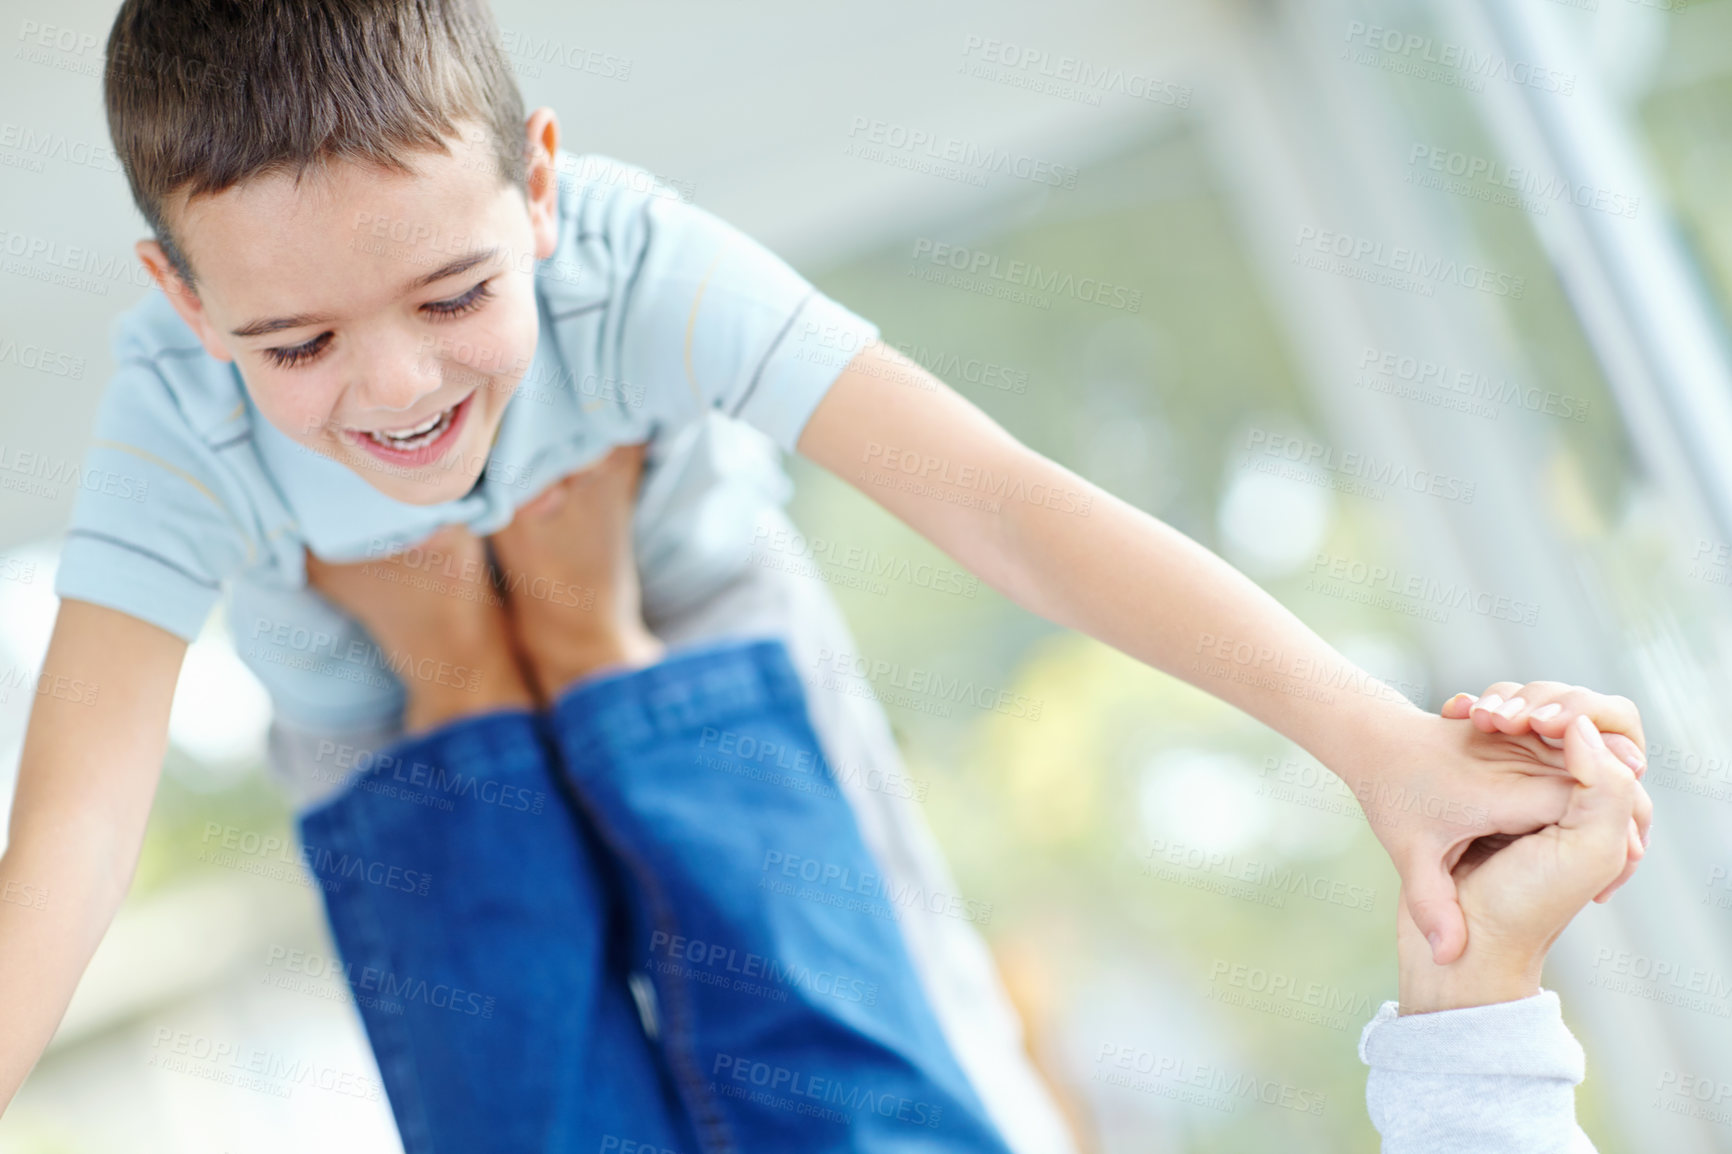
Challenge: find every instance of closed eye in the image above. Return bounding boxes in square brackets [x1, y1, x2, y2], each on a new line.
[422, 279, 494, 318]
[260, 279, 496, 370]
[263, 331, 331, 369]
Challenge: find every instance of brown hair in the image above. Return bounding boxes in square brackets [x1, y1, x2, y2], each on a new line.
[103, 0, 528, 288]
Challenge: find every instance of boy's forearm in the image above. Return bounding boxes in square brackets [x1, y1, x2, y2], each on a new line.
[0, 602, 185, 1111]
[801, 353, 1420, 785]
[994, 448, 1421, 779]
[0, 830, 135, 1109]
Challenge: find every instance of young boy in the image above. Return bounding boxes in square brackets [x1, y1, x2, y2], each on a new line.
[0, 0, 1651, 1134]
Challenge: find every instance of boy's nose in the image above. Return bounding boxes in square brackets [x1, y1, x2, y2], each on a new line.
[356, 373, 437, 414]
[351, 333, 443, 412]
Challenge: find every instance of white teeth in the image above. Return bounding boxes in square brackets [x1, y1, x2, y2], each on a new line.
[361, 404, 456, 451]
[394, 413, 445, 437]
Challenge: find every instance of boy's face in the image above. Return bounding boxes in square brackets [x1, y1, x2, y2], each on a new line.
[142, 114, 561, 506]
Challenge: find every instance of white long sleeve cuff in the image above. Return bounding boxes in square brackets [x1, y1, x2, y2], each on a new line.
[1360, 990, 1596, 1153]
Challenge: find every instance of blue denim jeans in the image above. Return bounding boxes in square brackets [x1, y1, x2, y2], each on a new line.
[298, 705, 699, 1152]
[300, 638, 1012, 1153]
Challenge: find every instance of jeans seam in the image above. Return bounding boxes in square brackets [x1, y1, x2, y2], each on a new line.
[302, 798, 438, 1153]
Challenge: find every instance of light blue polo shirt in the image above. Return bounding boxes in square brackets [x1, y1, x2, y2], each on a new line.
[54, 151, 879, 730]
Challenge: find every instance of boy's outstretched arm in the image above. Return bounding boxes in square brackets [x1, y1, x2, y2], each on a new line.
[0, 601, 186, 1109]
[798, 341, 1649, 963]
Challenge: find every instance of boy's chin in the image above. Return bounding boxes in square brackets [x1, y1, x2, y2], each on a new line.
[331, 438, 487, 504]
[358, 466, 486, 506]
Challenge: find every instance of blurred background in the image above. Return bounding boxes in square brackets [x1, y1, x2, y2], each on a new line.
[4, 0, 1732, 1150]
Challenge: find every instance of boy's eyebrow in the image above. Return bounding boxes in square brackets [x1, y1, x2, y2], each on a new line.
[228, 247, 505, 338]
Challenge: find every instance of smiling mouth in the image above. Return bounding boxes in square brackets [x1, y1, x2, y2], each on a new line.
[347, 401, 461, 451]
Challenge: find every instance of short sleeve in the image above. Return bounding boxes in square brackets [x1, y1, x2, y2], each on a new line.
[614, 186, 880, 453]
[54, 361, 258, 642]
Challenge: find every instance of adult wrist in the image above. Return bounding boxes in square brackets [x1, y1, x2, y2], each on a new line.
[1398, 954, 1542, 1015]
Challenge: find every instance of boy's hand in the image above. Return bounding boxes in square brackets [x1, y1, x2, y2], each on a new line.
[1440, 680, 1646, 778]
[1395, 716, 1644, 1013]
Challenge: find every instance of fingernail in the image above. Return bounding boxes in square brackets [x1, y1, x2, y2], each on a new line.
[1642, 822, 1652, 849]
[1575, 714, 1606, 750]
[1496, 696, 1527, 719]
[1475, 694, 1504, 715]
[1426, 932, 1442, 955]
[1530, 703, 1562, 722]
[1616, 745, 1646, 773]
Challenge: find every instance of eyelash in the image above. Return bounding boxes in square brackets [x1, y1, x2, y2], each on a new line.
[264, 331, 331, 369]
[262, 279, 496, 369]
[423, 280, 494, 318]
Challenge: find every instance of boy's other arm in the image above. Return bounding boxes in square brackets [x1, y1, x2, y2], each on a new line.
[0, 600, 186, 1110]
[797, 340, 1646, 962]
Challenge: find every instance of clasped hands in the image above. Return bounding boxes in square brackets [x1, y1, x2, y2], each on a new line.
[1338, 680, 1651, 1002]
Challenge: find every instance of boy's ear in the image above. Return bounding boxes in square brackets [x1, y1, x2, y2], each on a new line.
[522, 107, 561, 262]
[134, 239, 235, 364]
